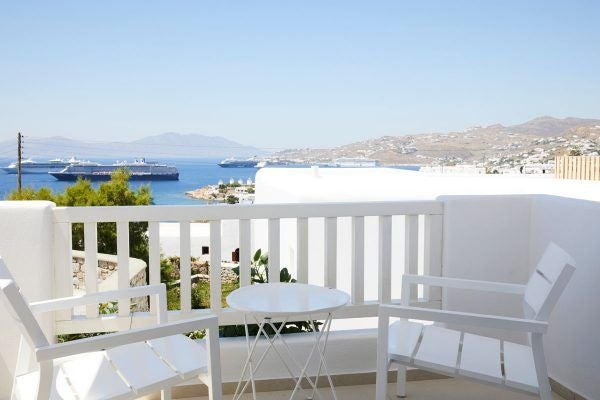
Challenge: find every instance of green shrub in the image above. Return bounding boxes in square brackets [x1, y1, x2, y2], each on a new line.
[7, 168, 151, 263]
[166, 281, 239, 310]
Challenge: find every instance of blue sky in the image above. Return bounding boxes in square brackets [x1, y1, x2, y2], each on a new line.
[1, 1, 599, 149]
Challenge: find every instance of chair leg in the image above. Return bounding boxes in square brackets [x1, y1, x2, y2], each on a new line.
[36, 361, 53, 400]
[531, 334, 552, 400]
[376, 312, 390, 400]
[396, 365, 407, 398]
[206, 324, 223, 400]
[161, 389, 172, 400]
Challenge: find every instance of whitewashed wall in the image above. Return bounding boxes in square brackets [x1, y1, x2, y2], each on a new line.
[439, 194, 600, 398]
[529, 195, 600, 399]
[0, 201, 56, 399]
[159, 220, 239, 261]
[439, 195, 533, 343]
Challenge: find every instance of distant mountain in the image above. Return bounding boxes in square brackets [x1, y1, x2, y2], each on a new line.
[507, 116, 600, 137]
[0, 133, 268, 160]
[131, 132, 252, 149]
[276, 116, 600, 165]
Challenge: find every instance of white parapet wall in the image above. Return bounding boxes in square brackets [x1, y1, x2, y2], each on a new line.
[529, 195, 600, 399]
[438, 195, 534, 344]
[440, 194, 600, 398]
[159, 220, 240, 261]
[0, 201, 56, 399]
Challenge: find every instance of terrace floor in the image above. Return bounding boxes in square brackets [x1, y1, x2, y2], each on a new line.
[187, 378, 566, 400]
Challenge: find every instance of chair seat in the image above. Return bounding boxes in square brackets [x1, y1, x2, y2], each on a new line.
[388, 320, 539, 393]
[13, 334, 208, 400]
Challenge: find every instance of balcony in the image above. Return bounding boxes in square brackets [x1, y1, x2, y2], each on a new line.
[0, 171, 598, 399]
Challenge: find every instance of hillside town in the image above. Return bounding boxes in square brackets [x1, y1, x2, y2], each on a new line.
[186, 178, 255, 203]
[275, 117, 600, 174]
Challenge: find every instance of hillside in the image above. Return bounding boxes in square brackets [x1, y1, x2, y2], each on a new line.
[276, 116, 600, 166]
[508, 116, 600, 137]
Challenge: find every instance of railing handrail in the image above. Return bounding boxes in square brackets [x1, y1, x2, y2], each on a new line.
[53, 200, 443, 223]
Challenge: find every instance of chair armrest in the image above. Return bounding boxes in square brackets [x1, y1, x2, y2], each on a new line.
[35, 314, 218, 362]
[379, 304, 547, 333]
[402, 274, 526, 295]
[29, 284, 167, 314]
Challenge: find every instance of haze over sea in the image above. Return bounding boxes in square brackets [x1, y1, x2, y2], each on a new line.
[0, 158, 258, 205]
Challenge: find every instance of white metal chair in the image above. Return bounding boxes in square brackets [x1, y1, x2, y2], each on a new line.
[376, 242, 575, 400]
[0, 256, 222, 400]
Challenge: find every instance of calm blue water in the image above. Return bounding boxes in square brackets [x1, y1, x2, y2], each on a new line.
[0, 158, 258, 205]
[0, 158, 420, 205]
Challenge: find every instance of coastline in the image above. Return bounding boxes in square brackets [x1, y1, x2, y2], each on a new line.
[186, 180, 255, 204]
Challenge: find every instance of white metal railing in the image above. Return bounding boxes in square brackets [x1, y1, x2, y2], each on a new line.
[51, 201, 444, 334]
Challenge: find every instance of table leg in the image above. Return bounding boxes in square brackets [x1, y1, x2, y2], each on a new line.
[310, 313, 333, 400]
[244, 315, 257, 400]
[264, 319, 321, 398]
[237, 317, 315, 399]
[289, 314, 334, 400]
[309, 314, 337, 400]
[233, 315, 264, 400]
[234, 314, 338, 400]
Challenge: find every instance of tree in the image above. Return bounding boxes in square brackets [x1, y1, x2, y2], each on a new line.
[7, 168, 152, 262]
[569, 148, 582, 156]
[225, 195, 239, 204]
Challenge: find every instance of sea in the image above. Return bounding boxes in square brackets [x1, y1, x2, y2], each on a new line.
[0, 158, 258, 205]
[0, 158, 420, 205]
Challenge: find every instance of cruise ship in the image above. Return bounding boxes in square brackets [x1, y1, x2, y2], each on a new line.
[1, 157, 80, 174]
[255, 159, 300, 168]
[217, 157, 260, 168]
[334, 158, 380, 167]
[50, 159, 179, 181]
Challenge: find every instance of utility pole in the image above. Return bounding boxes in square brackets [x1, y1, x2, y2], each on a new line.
[17, 132, 22, 193]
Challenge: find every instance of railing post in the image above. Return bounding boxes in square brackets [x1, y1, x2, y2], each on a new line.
[405, 215, 419, 302]
[351, 216, 364, 304]
[210, 220, 222, 311]
[239, 219, 251, 287]
[148, 221, 161, 314]
[423, 214, 443, 302]
[117, 222, 130, 318]
[324, 217, 337, 288]
[378, 215, 392, 303]
[268, 218, 280, 283]
[296, 217, 309, 284]
[83, 222, 98, 318]
[179, 221, 192, 313]
[53, 222, 72, 321]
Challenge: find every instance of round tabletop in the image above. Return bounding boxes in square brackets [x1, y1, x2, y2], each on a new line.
[226, 283, 350, 317]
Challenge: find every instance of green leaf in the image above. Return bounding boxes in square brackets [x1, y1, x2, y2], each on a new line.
[253, 249, 261, 262]
[280, 267, 291, 283]
[259, 254, 269, 266]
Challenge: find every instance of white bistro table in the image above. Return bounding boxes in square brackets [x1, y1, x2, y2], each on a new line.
[226, 283, 350, 400]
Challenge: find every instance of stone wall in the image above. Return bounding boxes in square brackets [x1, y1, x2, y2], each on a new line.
[72, 252, 149, 312]
[162, 258, 239, 285]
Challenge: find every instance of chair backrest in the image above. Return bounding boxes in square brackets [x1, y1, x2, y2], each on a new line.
[0, 257, 50, 349]
[523, 242, 576, 321]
